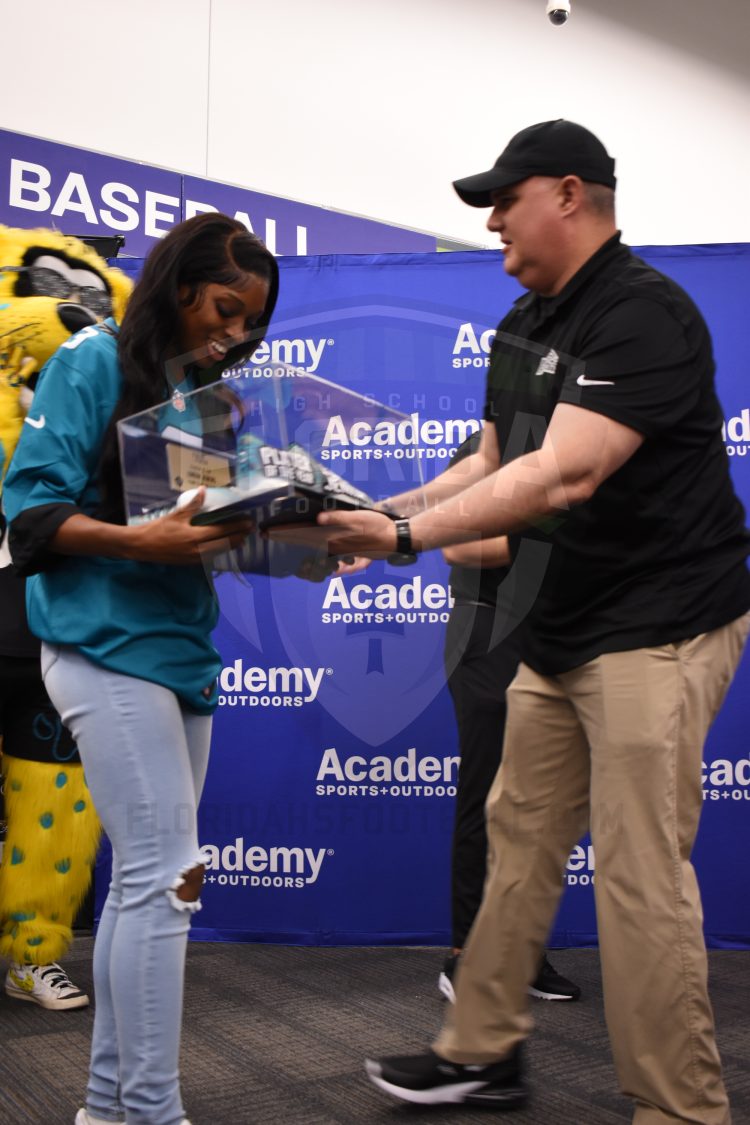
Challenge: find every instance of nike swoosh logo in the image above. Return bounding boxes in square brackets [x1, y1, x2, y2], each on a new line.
[24, 415, 46, 429]
[576, 374, 614, 386]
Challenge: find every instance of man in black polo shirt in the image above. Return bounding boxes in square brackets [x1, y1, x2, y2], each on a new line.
[319, 120, 750, 1123]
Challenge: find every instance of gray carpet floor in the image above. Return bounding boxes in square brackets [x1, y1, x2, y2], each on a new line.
[1, 942, 748, 1124]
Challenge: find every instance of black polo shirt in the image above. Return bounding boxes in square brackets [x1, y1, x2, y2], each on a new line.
[484, 233, 750, 675]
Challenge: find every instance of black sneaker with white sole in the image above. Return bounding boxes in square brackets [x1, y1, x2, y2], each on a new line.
[528, 955, 581, 1002]
[365, 1046, 527, 1108]
[438, 951, 581, 1004]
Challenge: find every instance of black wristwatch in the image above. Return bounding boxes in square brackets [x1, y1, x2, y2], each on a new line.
[387, 518, 418, 566]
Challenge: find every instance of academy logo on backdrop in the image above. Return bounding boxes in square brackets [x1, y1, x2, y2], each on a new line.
[452, 322, 496, 369]
[201, 839, 332, 889]
[702, 755, 750, 802]
[218, 661, 330, 708]
[315, 745, 459, 798]
[321, 574, 452, 626]
[722, 409, 750, 456]
[253, 549, 458, 746]
[320, 412, 481, 463]
[248, 335, 333, 376]
[565, 843, 596, 888]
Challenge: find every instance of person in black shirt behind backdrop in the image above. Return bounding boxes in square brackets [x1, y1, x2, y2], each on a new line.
[440, 430, 580, 1006]
[317, 121, 750, 1123]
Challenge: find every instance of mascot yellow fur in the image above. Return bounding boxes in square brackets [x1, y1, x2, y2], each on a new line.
[0, 226, 131, 998]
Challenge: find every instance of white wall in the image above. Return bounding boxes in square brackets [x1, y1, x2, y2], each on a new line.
[2, 0, 749, 246]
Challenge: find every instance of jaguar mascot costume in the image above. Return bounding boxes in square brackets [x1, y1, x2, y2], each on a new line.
[0, 225, 131, 1008]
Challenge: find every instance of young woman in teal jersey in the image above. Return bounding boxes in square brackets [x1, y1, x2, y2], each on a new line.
[4, 212, 279, 1125]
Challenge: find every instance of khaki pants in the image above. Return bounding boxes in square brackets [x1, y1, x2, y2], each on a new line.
[434, 615, 749, 1125]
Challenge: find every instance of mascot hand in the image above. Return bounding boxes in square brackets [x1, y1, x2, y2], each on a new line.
[0, 344, 38, 389]
[0, 348, 35, 482]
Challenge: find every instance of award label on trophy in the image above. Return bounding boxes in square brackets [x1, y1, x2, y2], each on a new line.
[117, 363, 426, 535]
[165, 444, 233, 491]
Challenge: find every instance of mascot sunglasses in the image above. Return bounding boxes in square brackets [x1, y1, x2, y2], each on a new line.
[0, 263, 112, 316]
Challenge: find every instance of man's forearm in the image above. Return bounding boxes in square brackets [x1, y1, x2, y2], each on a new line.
[386, 447, 495, 516]
[316, 406, 624, 560]
[442, 536, 510, 569]
[408, 446, 592, 552]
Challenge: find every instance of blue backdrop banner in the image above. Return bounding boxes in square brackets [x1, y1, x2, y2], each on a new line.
[95, 244, 750, 949]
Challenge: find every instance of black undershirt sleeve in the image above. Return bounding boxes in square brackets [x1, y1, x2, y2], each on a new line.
[8, 502, 83, 576]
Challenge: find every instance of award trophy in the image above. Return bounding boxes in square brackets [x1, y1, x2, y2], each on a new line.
[117, 362, 426, 554]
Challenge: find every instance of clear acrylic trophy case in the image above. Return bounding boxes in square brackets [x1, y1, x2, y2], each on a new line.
[117, 363, 426, 534]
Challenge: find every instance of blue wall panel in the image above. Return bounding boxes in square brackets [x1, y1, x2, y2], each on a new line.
[97, 245, 750, 948]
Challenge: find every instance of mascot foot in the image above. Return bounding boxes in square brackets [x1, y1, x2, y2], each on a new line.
[5, 960, 89, 1009]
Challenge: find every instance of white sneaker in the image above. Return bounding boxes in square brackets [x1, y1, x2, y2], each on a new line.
[75, 1111, 125, 1125]
[5, 961, 90, 1010]
[75, 1110, 188, 1124]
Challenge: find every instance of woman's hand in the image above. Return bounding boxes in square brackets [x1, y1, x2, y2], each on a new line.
[126, 488, 254, 565]
[49, 495, 251, 567]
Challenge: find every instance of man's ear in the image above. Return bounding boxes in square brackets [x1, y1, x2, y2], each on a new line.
[558, 175, 585, 215]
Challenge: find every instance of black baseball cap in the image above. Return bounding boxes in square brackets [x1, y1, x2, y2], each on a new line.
[453, 119, 616, 207]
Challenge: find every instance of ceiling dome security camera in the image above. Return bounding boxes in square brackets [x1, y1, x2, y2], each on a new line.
[546, 0, 571, 25]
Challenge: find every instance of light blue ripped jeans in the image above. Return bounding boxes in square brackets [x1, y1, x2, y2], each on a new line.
[42, 644, 212, 1125]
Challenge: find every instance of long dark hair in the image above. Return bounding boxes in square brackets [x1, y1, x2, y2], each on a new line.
[98, 212, 279, 520]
